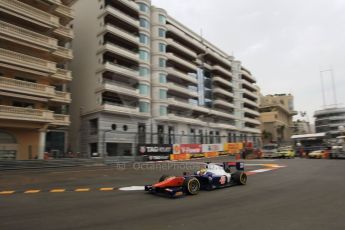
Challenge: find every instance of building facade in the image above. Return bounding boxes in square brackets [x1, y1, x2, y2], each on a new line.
[259, 94, 297, 145]
[292, 120, 312, 135]
[0, 0, 74, 160]
[70, 0, 261, 158]
[314, 107, 345, 138]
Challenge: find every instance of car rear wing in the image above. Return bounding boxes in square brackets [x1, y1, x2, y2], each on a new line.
[223, 162, 244, 172]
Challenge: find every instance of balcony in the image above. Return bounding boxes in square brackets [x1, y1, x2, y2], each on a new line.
[0, 105, 54, 123]
[55, 4, 75, 20]
[166, 53, 197, 72]
[100, 103, 150, 118]
[212, 76, 233, 88]
[243, 98, 258, 108]
[97, 80, 139, 98]
[51, 90, 71, 103]
[0, 21, 58, 50]
[0, 0, 59, 28]
[118, 0, 140, 11]
[213, 99, 235, 109]
[242, 79, 257, 91]
[0, 48, 56, 74]
[241, 69, 256, 83]
[52, 114, 70, 126]
[212, 65, 232, 79]
[53, 25, 74, 40]
[101, 24, 139, 45]
[242, 88, 258, 99]
[209, 122, 237, 131]
[52, 68, 72, 81]
[167, 97, 209, 113]
[103, 6, 139, 29]
[243, 117, 261, 125]
[167, 113, 206, 126]
[167, 82, 198, 98]
[242, 127, 261, 134]
[243, 107, 260, 116]
[166, 67, 198, 84]
[99, 43, 138, 62]
[52, 46, 73, 60]
[166, 38, 197, 58]
[166, 24, 204, 51]
[100, 62, 139, 81]
[0, 77, 55, 98]
[213, 87, 234, 98]
[42, 0, 62, 5]
[209, 109, 235, 119]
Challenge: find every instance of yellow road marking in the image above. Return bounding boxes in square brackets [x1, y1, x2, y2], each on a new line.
[0, 191, 15, 195]
[75, 188, 90, 192]
[24, 190, 40, 194]
[50, 189, 66, 193]
[99, 187, 114, 191]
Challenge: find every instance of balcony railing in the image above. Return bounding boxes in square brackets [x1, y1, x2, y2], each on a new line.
[100, 80, 139, 97]
[104, 6, 139, 28]
[241, 69, 256, 83]
[209, 109, 235, 119]
[43, 0, 62, 5]
[212, 65, 232, 78]
[100, 102, 149, 117]
[52, 68, 72, 81]
[243, 98, 258, 108]
[0, 21, 58, 50]
[167, 97, 209, 113]
[213, 99, 235, 109]
[100, 42, 138, 62]
[0, 105, 54, 122]
[167, 82, 198, 98]
[242, 88, 258, 99]
[0, 48, 56, 73]
[0, 77, 55, 97]
[243, 107, 260, 116]
[55, 4, 75, 19]
[102, 62, 139, 80]
[166, 24, 204, 50]
[213, 87, 234, 98]
[0, 0, 59, 27]
[167, 113, 206, 126]
[52, 114, 70, 126]
[166, 52, 197, 71]
[166, 38, 197, 58]
[102, 24, 139, 45]
[52, 90, 71, 103]
[53, 46, 73, 60]
[166, 67, 198, 85]
[53, 25, 74, 40]
[212, 76, 233, 88]
[243, 117, 261, 125]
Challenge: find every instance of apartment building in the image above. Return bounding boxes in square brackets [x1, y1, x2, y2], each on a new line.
[292, 120, 312, 135]
[259, 94, 297, 144]
[70, 0, 261, 158]
[314, 107, 345, 138]
[0, 0, 74, 160]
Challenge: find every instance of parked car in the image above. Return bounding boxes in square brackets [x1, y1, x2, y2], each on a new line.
[277, 146, 295, 158]
[262, 144, 279, 158]
[308, 150, 326, 159]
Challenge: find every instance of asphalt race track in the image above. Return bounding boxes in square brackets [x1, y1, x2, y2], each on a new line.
[1, 157, 345, 230]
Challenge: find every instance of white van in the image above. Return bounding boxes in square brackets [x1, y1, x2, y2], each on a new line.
[262, 144, 279, 158]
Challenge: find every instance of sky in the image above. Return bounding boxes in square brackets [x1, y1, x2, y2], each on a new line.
[151, 0, 345, 122]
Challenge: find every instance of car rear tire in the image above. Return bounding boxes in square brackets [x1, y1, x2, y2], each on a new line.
[183, 177, 200, 195]
[232, 171, 247, 185]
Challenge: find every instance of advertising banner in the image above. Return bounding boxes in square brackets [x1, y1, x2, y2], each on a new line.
[138, 144, 172, 161]
[202, 144, 224, 153]
[180, 144, 202, 154]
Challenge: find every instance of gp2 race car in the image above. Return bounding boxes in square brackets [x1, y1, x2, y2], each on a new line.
[144, 162, 247, 198]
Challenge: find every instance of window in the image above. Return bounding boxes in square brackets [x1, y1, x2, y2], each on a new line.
[89, 118, 98, 135]
[123, 125, 128, 131]
[159, 106, 167, 116]
[159, 43, 166, 53]
[159, 58, 166, 67]
[159, 73, 166, 83]
[139, 67, 150, 77]
[139, 50, 149, 61]
[139, 101, 150, 113]
[139, 33, 149, 45]
[159, 89, 167, 99]
[158, 28, 166, 38]
[158, 14, 166, 24]
[139, 84, 150, 95]
[139, 18, 149, 28]
[138, 3, 149, 12]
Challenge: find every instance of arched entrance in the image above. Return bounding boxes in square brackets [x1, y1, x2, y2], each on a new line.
[0, 131, 17, 160]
